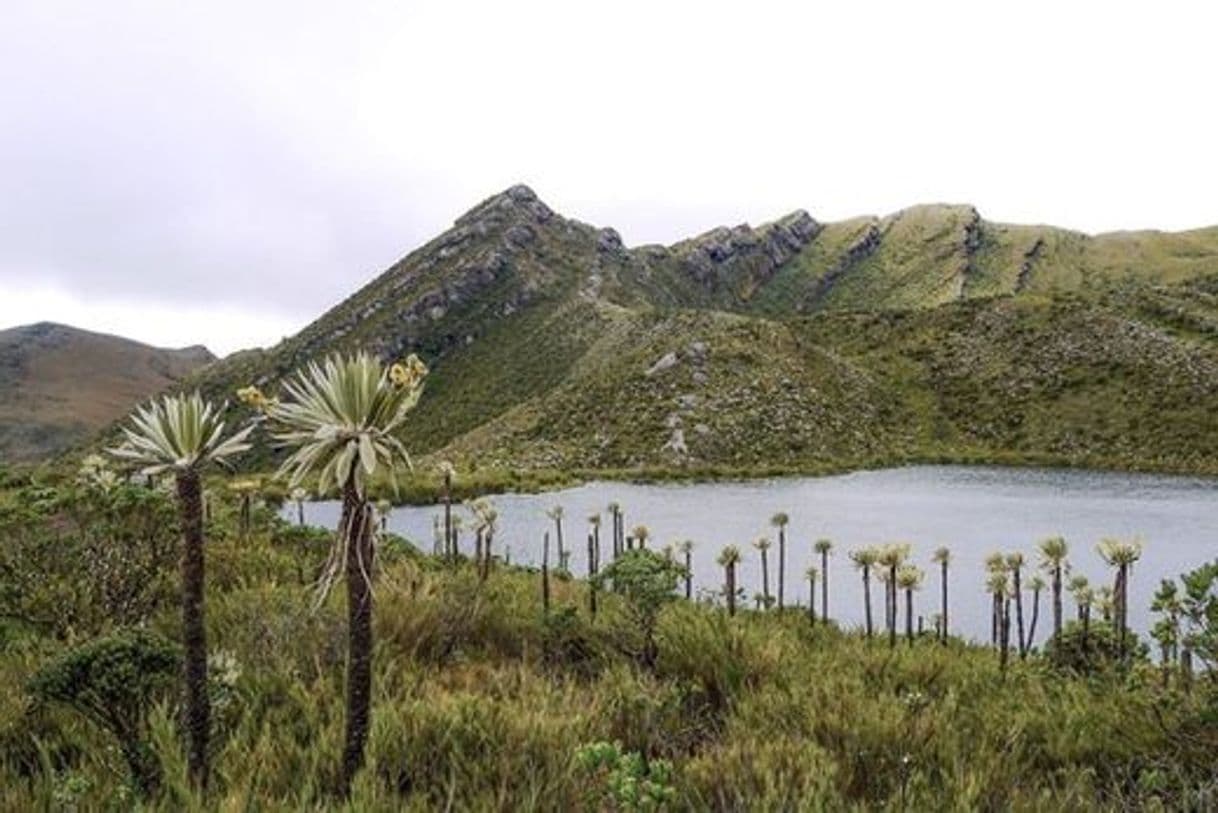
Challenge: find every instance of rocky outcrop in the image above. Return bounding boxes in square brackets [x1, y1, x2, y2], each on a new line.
[659, 210, 822, 293]
[1016, 238, 1045, 292]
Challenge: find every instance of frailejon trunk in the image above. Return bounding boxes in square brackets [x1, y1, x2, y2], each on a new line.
[1025, 589, 1040, 658]
[1052, 566, 1063, 639]
[760, 549, 770, 607]
[176, 470, 210, 792]
[820, 549, 829, 624]
[888, 566, 897, 649]
[777, 529, 785, 609]
[339, 487, 374, 796]
[999, 598, 1011, 672]
[1013, 568, 1025, 656]
[442, 474, 452, 561]
[542, 532, 551, 614]
[808, 574, 816, 623]
[555, 517, 564, 569]
[940, 561, 948, 642]
[905, 588, 914, 643]
[726, 565, 736, 616]
[862, 568, 873, 638]
[587, 532, 597, 617]
[683, 551, 692, 600]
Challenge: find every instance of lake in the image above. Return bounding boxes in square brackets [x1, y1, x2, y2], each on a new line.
[289, 465, 1218, 646]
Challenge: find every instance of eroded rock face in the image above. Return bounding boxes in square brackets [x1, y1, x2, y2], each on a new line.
[668, 210, 822, 292]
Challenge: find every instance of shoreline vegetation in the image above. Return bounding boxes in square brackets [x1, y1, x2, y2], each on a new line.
[244, 449, 1218, 506]
[2, 373, 1216, 809]
[3, 467, 1216, 809]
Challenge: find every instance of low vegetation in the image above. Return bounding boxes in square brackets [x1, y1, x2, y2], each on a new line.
[2, 460, 1216, 810]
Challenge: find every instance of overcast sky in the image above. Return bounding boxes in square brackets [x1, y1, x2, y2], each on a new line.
[2, 1, 1215, 355]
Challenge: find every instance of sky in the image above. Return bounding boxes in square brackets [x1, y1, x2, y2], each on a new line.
[2, 0, 1215, 356]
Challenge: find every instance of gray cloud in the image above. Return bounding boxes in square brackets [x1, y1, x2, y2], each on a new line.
[2, 0, 1216, 353]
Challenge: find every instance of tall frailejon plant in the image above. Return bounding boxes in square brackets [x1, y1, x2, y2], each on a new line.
[806, 566, 818, 624]
[770, 513, 789, 609]
[896, 564, 923, 643]
[1025, 574, 1045, 656]
[607, 502, 623, 559]
[1068, 575, 1092, 652]
[1097, 537, 1142, 660]
[878, 543, 909, 648]
[547, 505, 565, 570]
[932, 546, 950, 642]
[259, 352, 426, 797]
[718, 545, 742, 616]
[438, 461, 455, 561]
[1038, 535, 1069, 641]
[984, 552, 1007, 646]
[1006, 553, 1027, 656]
[291, 486, 308, 527]
[632, 525, 651, 550]
[753, 536, 772, 610]
[471, 498, 499, 580]
[814, 538, 833, 624]
[110, 392, 253, 792]
[677, 539, 694, 600]
[850, 547, 879, 638]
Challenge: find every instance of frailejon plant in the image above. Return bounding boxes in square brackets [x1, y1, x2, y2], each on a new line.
[1006, 552, 1027, 657]
[814, 538, 833, 625]
[850, 546, 879, 638]
[753, 536, 772, 610]
[1025, 574, 1045, 656]
[290, 487, 308, 527]
[1037, 535, 1069, 640]
[677, 539, 694, 600]
[718, 545, 742, 616]
[932, 547, 950, 642]
[878, 544, 910, 648]
[896, 564, 923, 643]
[770, 513, 789, 609]
[633, 525, 651, 550]
[607, 502, 623, 559]
[1097, 537, 1143, 660]
[806, 565, 818, 624]
[438, 461, 455, 561]
[984, 552, 1007, 646]
[110, 392, 252, 792]
[257, 351, 426, 797]
[547, 505, 566, 570]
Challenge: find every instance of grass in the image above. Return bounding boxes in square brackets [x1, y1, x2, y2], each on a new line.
[2, 481, 1216, 810]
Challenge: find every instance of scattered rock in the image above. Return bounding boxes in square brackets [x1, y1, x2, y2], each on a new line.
[646, 352, 679, 376]
[662, 427, 688, 456]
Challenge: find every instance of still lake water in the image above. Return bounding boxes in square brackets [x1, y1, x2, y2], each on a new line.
[291, 466, 1217, 646]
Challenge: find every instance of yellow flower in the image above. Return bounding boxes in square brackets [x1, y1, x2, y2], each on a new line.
[236, 385, 274, 411]
[390, 354, 429, 389]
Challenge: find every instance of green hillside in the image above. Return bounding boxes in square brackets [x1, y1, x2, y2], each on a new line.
[187, 185, 1218, 477]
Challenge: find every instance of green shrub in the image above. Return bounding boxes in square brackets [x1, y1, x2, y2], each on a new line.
[1044, 620, 1148, 674]
[26, 629, 180, 796]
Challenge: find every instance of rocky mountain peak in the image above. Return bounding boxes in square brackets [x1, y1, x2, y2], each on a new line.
[454, 183, 555, 231]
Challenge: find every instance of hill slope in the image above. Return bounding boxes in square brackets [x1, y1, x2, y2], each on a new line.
[0, 323, 214, 461]
[188, 185, 1218, 476]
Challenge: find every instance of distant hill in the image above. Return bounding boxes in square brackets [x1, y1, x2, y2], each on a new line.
[175, 185, 1218, 476]
[0, 323, 214, 462]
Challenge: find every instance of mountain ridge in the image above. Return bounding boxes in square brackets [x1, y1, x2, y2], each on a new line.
[0, 322, 215, 462]
[181, 184, 1218, 479]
